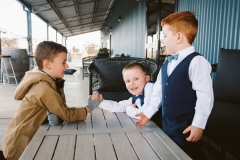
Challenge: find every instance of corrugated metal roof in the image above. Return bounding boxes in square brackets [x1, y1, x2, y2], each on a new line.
[16, 0, 115, 37]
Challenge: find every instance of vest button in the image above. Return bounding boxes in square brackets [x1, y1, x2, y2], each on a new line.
[165, 82, 169, 85]
[164, 94, 167, 97]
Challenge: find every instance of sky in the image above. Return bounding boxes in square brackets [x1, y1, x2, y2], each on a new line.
[0, 0, 100, 51]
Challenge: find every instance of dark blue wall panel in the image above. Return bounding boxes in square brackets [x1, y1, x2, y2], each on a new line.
[101, 0, 146, 58]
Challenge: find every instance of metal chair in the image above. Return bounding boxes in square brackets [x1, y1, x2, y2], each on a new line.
[82, 56, 94, 79]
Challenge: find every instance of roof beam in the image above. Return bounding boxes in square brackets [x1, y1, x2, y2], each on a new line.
[73, 0, 81, 27]
[57, 20, 105, 30]
[47, 0, 73, 34]
[91, 0, 98, 29]
[33, 0, 98, 14]
[52, 13, 108, 26]
[49, 10, 109, 23]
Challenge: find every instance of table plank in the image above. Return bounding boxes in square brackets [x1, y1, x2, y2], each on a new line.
[78, 113, 92, 129]
[62, 121, 78, 130]
[116, 112, 136, 128]
[141, 120, 192, 160]
[103, 110, 122, 128]
[153, 130, 192, 160]
[75, 134, 95, 160]
[19, 124, 49, 160]
[111, 133, 139, 160]
[142, 131, 179, 160]
[127, 132, 160, 160]
[34, 136, 58, 160]
[52, 135, 76, 160]
[94, 134, 117, 160]
[92, 108, 107, 129]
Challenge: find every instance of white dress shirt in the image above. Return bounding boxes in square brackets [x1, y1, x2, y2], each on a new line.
[98, 82, 154, 119]
[143, 46, 214, 129]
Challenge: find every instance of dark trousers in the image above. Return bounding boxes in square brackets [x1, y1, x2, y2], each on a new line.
[162, 114, 205, 160]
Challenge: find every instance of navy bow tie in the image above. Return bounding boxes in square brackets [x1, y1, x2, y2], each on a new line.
[132, 94, 144, 106]
[168, 53, 179, 63]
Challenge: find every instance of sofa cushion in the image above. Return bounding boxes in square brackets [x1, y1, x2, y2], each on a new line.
[213, 48, 240, 104]
[94, 57, 141, 92]
[205, 100, 240, 158]
[64, 69, 76, 75]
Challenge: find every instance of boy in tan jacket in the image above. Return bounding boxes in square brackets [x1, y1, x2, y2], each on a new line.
[2, 41, 100, 160]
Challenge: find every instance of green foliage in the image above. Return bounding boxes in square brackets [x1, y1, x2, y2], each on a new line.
[98, 47, 109, 54]
[84, 42, 99, 55]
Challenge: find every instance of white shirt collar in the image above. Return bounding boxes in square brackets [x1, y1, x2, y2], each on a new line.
[177, 46, 195, 58]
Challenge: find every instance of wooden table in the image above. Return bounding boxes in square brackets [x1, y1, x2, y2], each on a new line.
[20, 108, 191, 160]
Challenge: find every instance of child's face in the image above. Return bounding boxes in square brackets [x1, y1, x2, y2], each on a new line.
[161, 24, 178, 55]
[123, 67, 150, 95]
[48, 52, 69, 79]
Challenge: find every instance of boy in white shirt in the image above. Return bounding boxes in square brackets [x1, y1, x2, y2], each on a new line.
[91, 62, 154, 119]
[135, 11, 213, 159]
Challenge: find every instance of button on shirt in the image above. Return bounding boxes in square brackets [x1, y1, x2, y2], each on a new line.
[143, 46, 214, 129]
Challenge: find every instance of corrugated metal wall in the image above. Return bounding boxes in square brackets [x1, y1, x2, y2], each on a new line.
[101, 0, 146, 58]
[178, 0, 240, 64]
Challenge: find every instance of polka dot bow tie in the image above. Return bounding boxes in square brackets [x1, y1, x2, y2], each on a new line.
[168, 53, 179, 63]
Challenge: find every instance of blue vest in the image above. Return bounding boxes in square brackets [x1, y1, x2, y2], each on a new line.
[161, 52, 200, 119]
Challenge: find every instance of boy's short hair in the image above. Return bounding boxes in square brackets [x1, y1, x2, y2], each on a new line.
[35, 41, 68, 69]
[161, 11, 198, 44]
[122, 62, 147, 75]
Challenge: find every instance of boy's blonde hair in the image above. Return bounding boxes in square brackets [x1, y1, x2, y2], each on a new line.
[35, 41, 68, 69]
[122, 62, 147, 75]
[161, 11, 198, 44]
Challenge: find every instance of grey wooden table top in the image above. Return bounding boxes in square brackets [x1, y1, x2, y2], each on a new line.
[20, 108, 191, 160]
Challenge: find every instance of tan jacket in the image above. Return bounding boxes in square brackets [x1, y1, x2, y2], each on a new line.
[2, 70, 87, 160]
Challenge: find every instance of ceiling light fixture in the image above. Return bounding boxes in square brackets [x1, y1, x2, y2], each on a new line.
[118, 16, 121, 22]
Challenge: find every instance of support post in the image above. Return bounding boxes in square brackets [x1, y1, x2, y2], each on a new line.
[23, 6, 33, 53]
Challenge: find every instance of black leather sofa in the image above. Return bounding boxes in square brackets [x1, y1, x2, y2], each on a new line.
[201, 48, 240, 160]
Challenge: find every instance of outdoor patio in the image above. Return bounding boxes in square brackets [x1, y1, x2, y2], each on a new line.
[0, 63, 89, 151]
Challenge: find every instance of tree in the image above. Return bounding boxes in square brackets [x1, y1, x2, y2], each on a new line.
[72, 46, 79, 54]
[84, 42, 99, 55]
[1, 37, 18, 48]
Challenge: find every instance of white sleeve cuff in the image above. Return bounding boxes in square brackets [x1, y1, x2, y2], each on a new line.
[143, 107, 159, 119]
[192, 113, 208, 129]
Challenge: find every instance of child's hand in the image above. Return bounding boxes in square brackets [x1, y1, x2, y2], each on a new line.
[132, 103, 137, 108]
[183, 125, 203, 142]
[87, 96, 104, 112]
[91, 91, 103, 100]
[135, 112, 150, 126]
[91, 91, 100, 100]
[47, 112, 60, 126]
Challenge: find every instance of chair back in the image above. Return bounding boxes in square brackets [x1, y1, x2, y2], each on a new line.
[82, 56, 94, 79]
[213, 48, 240, 104]
[88, 57, 157, 101]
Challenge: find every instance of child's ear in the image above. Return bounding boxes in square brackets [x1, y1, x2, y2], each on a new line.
[146, 75, 150, 82]
[43, 60, 51, 69]
[177, 32, 184, 43]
